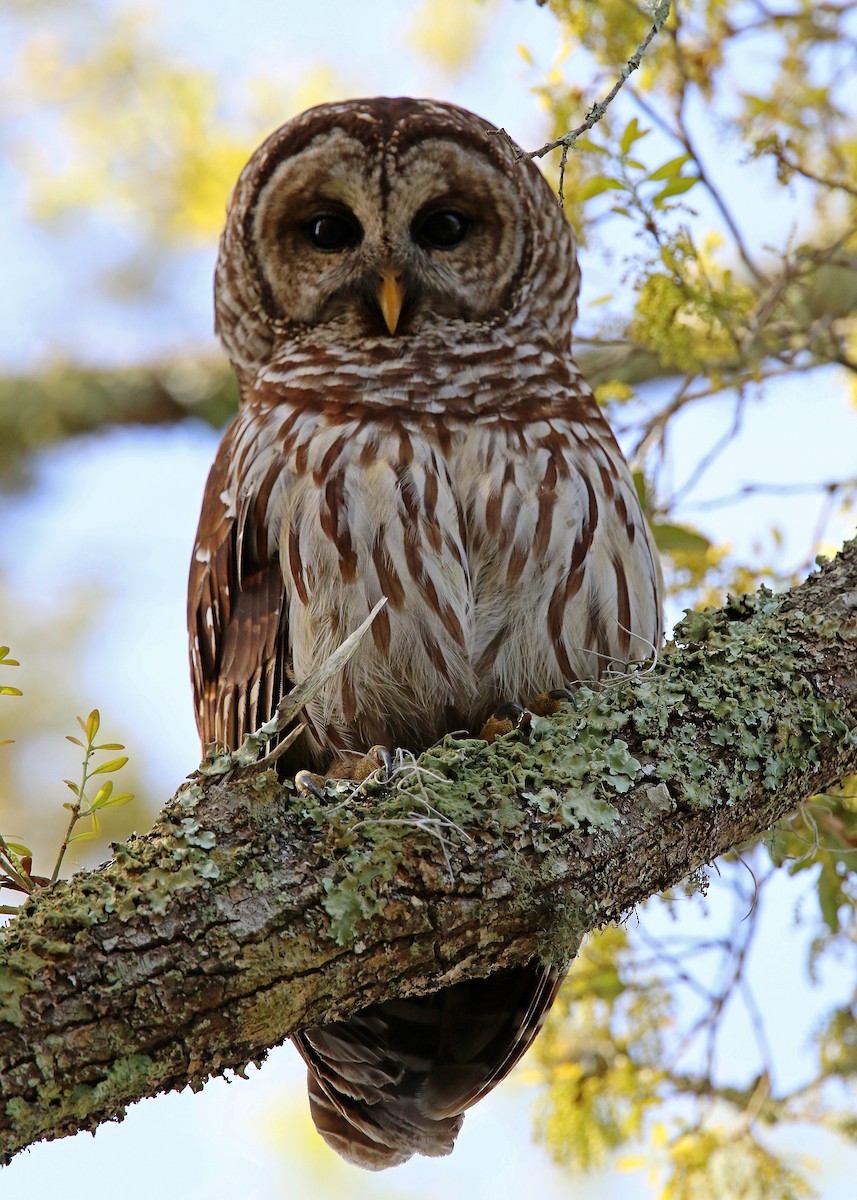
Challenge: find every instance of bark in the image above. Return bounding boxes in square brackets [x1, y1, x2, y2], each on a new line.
[1, 541, 856, 1164]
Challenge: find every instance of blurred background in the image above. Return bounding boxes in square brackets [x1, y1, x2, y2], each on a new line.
[2, 1, 857, 1196]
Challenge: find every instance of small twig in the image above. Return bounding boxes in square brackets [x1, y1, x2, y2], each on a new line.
[524, 1, 673, 205]
[666, 388, 747, 508]
[51, 740, 94, 885]
[677, 118, 768, 286]
[683, 475, 857, 511]
[772, 143, 857, 201]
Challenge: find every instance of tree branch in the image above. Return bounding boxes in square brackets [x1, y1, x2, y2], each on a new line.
[0, 362, 239, 477]
[1, 541, 856, 1164]
[525, 1, 674, 206]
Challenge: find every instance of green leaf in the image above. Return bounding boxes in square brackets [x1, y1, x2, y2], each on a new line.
[653, 175, 701, 206]
[69, 827, 100, 844]
[651, 522, 712, 554]
[94, 742, 125, 751]
[581, 175, 626, 200]
[91, 756, 129, 775]
[817, 864, 842, 932]
[0, 839, 32, 858]
[65, 735, 85, 748]
[64, 779, 80, 796]
[84, 709, 100, 742]
[0, 649, 20, 666]
[91, 780, 113, 809]
[647, 152, 693, 181]
[0, 686, 22, 697]
[620, 117, 649, 155]
[632, 469, 649, 510]
[97, 791, 134, 809]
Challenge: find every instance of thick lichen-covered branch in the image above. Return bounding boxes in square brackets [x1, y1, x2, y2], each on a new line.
[1, 541, 856, 1165]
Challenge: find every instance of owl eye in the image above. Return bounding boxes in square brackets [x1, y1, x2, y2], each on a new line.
[307, 212, 361, 252]
[415, 210, 470, 250]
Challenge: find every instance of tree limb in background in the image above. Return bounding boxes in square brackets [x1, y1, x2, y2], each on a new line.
[0, 362, 239, 478]
[1, 539, 855, 1166]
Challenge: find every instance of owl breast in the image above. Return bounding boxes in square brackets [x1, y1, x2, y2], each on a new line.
[242, 376, 660, 765]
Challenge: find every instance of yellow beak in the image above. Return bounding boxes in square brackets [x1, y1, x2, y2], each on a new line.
[377, 272, 405, 335]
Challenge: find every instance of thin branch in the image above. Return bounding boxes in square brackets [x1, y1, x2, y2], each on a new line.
[524, 1, 674, 205]
[773, 142, 857, 201]
[674, 112, 768, 287]
[683, 476, 857, 511]
[666, 389, 747, 509]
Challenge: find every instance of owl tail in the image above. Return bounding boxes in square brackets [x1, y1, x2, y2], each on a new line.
[293, 962, 565, 1170]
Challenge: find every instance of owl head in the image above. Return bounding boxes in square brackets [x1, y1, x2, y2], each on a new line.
[214, 97, 580, 384]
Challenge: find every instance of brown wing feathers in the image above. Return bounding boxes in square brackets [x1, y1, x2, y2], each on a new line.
[187, 420, 290, 753]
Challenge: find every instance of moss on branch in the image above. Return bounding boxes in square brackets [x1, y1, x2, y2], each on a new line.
[1, 542, 856, 1164]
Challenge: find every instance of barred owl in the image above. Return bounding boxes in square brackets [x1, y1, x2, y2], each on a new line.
[188, 97, 663, 1169]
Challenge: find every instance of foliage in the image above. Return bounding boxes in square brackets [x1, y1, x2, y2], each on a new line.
[533, 0, 857, 605]
[54, 708, 134, 881]
[1, 657, 134, 909]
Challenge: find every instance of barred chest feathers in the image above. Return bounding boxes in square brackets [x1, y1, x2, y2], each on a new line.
[228, 383, 661, 765]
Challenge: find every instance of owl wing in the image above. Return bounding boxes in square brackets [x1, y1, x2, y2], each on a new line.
[187, 415, 291, 754]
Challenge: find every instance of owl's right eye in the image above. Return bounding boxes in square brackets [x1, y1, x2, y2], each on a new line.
[306, 213, 361, 252]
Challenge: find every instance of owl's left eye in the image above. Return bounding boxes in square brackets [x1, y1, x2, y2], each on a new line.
[306, 212, 362, 252]
[415, 209, 470, 250]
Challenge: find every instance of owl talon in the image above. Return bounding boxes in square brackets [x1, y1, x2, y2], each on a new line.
[482, 690, 575, 740]
[296, 746, 394, 795]
[341, 744, 393, 782]
[295, 769, 327, 801]
[372, 745, 394, 778]
[479, 703, 526, 744]
[529, 690, 574, 717]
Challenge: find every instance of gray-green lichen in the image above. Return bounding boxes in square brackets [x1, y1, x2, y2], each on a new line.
[292, 584, 855, 947]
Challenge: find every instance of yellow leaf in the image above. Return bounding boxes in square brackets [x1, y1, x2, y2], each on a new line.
[650, 1121, 669, 1148]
